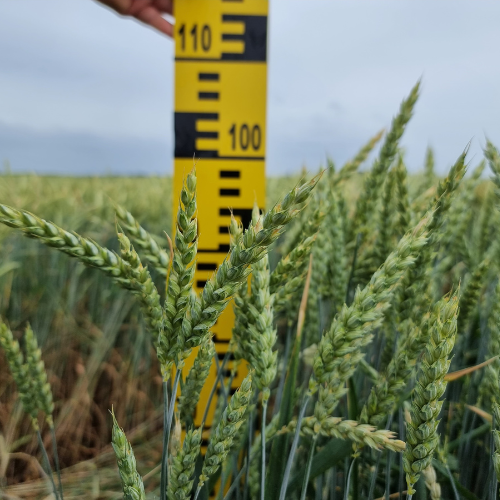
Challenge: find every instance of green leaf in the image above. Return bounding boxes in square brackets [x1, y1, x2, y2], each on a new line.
[0, 261, 20, 278]
[347, 378, 359, 500]
[447, 423, 490, 452]
[415, 474, 427, 500]
[193, 453, 209, 500]
[288, 439, 351, 491]
[433, 460, 480, 500]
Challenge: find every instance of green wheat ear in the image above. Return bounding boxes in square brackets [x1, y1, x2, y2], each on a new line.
[478, 279, 500, 409]
[115, 204, 170, 276]
[23, 324, 54, 426]
[289, 416, 405, 453]
[0, 318, 39, 426]
[232, 204, 277, 401]
[492, 404, 500, 482]
[350, 80, 420, 240]
[110, 409, 146, 500]
[167, 428, 202, 500]
[184, 173, 321, 354]
[422, 464, 442, 500]
[157, 166, 198, 378]
[272, 208, 324, 314]
[394, 155, 410, 238]
[332, 129, 384, 187]
[404, 289, 459, 497]
[116, 229, 165, 340]
[0, 204, 166, 341]
[178, 339, 215, 423]
[197, 373, 253, 491]
[311, 210, 431, 420]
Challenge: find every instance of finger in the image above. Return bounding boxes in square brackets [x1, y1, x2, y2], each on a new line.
[154, 0, 173, 14]
[135, 6, 174, 37]
[94, 0, 133, 16]
[128, 0, 152, 16]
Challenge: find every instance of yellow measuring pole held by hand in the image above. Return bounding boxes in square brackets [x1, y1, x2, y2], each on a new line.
[173, 0, 268, 446]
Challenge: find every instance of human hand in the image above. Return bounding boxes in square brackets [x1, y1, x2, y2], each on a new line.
[96, 0, 174, 37]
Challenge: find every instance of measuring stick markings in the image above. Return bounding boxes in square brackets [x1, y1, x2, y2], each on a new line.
[173, 0, 269, 454]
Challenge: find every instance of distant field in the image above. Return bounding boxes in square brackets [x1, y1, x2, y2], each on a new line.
[0, 174, 305, 238]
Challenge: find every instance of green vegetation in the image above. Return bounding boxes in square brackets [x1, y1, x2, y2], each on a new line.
[1, 83, 500, 500]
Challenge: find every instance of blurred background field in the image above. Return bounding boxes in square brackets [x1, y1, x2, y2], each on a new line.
[0, 174, 173, 497]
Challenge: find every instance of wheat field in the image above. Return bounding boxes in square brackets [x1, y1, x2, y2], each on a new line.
[1, 82, 500, 500]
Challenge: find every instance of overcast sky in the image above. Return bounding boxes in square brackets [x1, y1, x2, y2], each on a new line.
[1, 1, 499, 176]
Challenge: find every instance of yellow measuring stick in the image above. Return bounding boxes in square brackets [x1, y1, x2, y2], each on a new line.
[173, 0, 269, 455]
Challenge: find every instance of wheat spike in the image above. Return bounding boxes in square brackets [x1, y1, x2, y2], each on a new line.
[184, 175, 320, 352]
[0, 204, 165, 339]
[350, 81, 420, 240]
[403, 291, 459, 496]
[23, 324, 54, 425]
[111, 410, 146, 500]
[311, 210, 431, 419]
[167, 428, 202, 500]
[115, 204, 170, 276]
[0, 319, 39, 425]
[422, 465, 442, 500]
[197, 374, 253, 490]
[178, 339, 215, 423]
[333, 129, 384, 187]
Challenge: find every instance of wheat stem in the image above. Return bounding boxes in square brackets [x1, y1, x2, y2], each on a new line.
[344, 457, 357, 500]
[300, 434, 318, 500]
[50, 425, 64, 500]
[37, 430, 60, 500]
[261, 398, 268, 500]
[161, 368, 181, 497]
[243, 405, 255, 500]
[278, 394, 310, 500]
[160, 381, 170, 500]
[200, 349, 231, 429]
